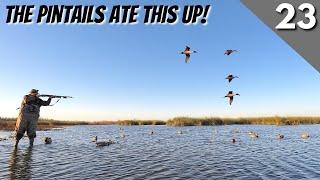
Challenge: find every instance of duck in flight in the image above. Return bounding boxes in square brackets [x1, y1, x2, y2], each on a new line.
[224, 91, 240, 105]
[226, 74, 239, 83]
[224, 49, 237, 56]
[180, 46, 197, 63]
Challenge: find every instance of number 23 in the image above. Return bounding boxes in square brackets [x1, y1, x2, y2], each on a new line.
[276, 3, 317, 30]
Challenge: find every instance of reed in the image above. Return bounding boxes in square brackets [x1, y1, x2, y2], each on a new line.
[117, 120, 166, 126]
[2, 116, 320, 130]
[166, 116, 320, 126]
[0, 117, 89, 131]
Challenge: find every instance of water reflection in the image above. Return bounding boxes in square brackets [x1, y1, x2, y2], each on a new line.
[8, 147, 33, 180]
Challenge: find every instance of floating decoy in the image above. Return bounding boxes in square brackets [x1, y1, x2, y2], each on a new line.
[0, 137, 8, 141]
[224, 91, 240, 105]
[277, 134, 284, 139]
[226, 74, 239, 83]
[180, 46, 197, 63]
[301, 133, 310, 139]
[231, 129, 241, 133]
[224, 49, 237, 56]
[119, 128, 126, 138]
[96, 137, 116, 147]
[248, 131, 259, 138]
[177, 130, 183, 135]
[43, 137, 52, 144]
[92, 136, 98, 142]
[232, 138, 236, 143]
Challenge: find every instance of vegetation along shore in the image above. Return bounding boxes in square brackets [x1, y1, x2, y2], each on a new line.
[1, 116, 320, 131]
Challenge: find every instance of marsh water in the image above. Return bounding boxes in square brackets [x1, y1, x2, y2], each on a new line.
[1, 125, 320, 179]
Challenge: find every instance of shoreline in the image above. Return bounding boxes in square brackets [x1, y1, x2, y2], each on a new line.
[2, 116, 320, 131]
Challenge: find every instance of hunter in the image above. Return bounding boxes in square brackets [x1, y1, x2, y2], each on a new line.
[15, 89, 52, 147]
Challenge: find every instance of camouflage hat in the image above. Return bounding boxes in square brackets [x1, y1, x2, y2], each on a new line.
[29, 89, 39, 94]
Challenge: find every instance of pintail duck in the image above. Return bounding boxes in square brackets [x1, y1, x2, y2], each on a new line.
[43, 137, 52, 144]
[180, 46, 197, 63]
[224, 49, 237, 56]
[225, 91, 240, 105]
[301, 133, 310, 139]
[226, 74, 239, 83]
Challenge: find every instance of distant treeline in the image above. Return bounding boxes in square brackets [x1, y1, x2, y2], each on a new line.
[2, 116, 320, 131]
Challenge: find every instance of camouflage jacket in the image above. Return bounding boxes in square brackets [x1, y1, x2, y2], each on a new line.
[20, 95, 51, 114]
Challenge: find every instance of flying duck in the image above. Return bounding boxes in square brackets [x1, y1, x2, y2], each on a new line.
[225, 91, 240, 105]
[180, 46, 197, 63]
[226, 74, 239, 83]
[224, 49, 237, 56]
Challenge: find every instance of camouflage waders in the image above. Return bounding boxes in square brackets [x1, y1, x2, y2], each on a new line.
[15, 94, 51, 147]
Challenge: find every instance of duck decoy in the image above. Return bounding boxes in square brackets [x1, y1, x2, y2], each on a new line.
[248, 131, 259, 138]
[277, 134, 284, 139]
[231, 129, 241, 133]
[224, 49, 237, 56]
[92, 136, 98, 142]
[43, 137, 52, 144]
[95, 137, 116, 147]
[232, 138, 236, 143]
[301, 133, 310, 139]
[224, 91, 240, 105]
[0, 137, 8, 141]
[180, 46, 197, 63]
[177, 130, 183, 135]
[226, 74, 239, 83]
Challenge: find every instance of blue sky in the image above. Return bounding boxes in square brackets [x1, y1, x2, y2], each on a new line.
[1, 0, 320, 121]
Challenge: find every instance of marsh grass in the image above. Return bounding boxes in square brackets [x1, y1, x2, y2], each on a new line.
[0, 117, 90, 131]
[117, 120, 166, 126]
[2, 116, 320, 130]
[166, 116, 320, 126]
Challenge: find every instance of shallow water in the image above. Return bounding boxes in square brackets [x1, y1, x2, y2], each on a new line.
[1, 125, 320, 179]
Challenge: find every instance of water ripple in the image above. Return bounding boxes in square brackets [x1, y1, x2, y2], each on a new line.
[1, 125, 320, 179]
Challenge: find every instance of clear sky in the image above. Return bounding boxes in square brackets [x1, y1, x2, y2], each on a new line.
[1, 0, 320, 121]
